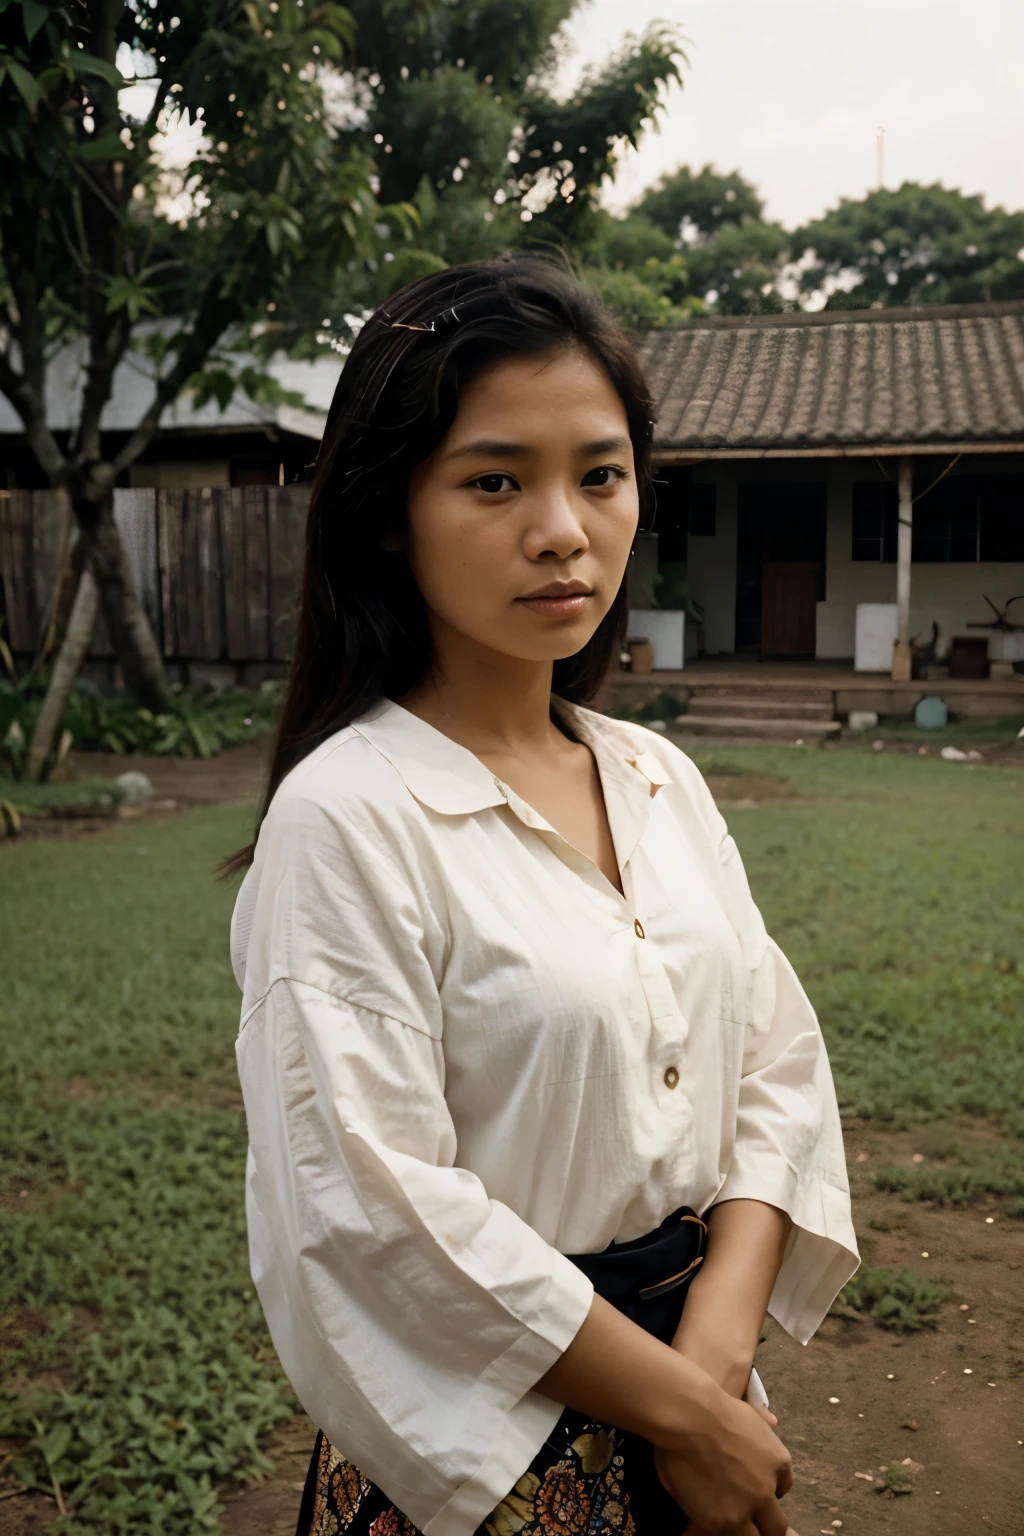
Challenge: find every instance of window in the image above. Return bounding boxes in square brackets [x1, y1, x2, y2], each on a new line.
[852, 475, 1024, 563]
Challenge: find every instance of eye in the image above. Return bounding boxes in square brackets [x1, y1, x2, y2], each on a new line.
[469, 472, 519, 494]
[581, 465, 628, 488]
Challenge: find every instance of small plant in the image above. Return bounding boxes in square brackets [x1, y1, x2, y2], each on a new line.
[652, 563, 704, 619]
[0, 677, 282, 767]
[877, 1460, 915, 1496]
[831, 1265, 954, 1332]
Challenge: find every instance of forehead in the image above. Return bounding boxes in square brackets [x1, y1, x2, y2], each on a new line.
[449, 346, 629, 436]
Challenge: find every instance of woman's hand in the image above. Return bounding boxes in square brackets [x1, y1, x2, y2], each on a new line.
[656, 1408, 799, 1536]
[649, 1389, 792, 1534]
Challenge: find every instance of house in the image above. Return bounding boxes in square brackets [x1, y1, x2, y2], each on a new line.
[626, 300, 1024, 720]
[0, 337, 337, 490]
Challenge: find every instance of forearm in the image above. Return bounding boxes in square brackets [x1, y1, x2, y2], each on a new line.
[534, 1289, 731, 1452]
[671, 1199, 791, 1396]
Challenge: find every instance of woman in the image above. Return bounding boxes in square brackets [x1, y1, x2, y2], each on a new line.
[229, 258, 858, 1536]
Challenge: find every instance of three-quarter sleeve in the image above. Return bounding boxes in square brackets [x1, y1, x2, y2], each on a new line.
[232, 779, 594, 1536]
[712, 828, 860, 1345]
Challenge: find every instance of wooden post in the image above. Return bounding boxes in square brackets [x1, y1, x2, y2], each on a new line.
[892, 454, 913, 681]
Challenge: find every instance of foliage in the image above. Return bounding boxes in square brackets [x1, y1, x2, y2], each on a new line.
[0, 774, 125, 817]
[877, 1460, 915, 1495]
[628, 163, 790, 312]
[831, 1264, 955, 1332]
[317, 2, 688, 325]
[688, 744, 1024, 1132]
[635, 163, 766, 241]
[1, 679, 281, 765]
[0, 0, 405, 501]
[870, 1143, 1024, 1216]
[793, 182, 1024, 308]
[0, 806, 294, 1533]
[652, 564, 703, 617]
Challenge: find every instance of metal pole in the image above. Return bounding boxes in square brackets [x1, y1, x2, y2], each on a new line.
[892, 454, 913, 680]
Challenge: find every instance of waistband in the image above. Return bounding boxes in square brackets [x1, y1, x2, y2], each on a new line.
[564, 1206, 707, 1343]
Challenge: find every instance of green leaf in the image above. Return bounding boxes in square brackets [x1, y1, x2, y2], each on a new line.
[22, 0, 49, 41]
[104, 275, 160, 321]
[78, 130, 124, 162]
[70, 54, 125, 89]
[42, 1423, 73, 1467]
[5, 58, 42, 116]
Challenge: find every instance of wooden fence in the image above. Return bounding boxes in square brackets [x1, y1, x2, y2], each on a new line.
[0, 486, 310, 667]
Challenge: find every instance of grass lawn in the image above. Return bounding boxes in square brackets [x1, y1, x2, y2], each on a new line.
[1, 746, 1022, 1531]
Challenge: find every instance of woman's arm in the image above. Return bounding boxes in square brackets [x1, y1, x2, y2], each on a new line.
[653, 1200, 797, 1536]
[534, 1289, 792, 1535]
[671, 1198, 791, 1395]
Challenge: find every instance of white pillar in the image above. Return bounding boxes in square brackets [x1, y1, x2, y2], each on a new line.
[892, 454, 913, 681]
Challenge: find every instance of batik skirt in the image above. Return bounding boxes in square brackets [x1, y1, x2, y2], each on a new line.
[295, 1206, 707, 1536]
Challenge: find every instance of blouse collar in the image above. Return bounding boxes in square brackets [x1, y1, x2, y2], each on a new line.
[350, 697, 667, 825]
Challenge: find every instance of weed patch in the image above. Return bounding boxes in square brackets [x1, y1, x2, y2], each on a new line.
[870, 1142, 1024, 1215]
[831, 1265, 955, 1332]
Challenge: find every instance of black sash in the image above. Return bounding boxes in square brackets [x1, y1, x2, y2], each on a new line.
[565, 1204, 707, 1342]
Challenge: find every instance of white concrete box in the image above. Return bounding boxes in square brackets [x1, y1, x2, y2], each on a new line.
[855, 603, 899, 673]
[627, 609, 685, 669]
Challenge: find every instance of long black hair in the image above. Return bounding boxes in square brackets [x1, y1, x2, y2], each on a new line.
[225, 256, 655, 873]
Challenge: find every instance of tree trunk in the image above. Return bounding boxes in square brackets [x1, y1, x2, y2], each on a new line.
[27, 565, 99, 780]
[27, 488, 171, 780]
[82, 492, 170, 712]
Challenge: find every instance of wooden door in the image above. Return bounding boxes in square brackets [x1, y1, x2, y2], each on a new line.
[761, 562, 818, 657]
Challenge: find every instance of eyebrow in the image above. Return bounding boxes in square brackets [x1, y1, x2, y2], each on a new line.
[444, 434, 632, 461]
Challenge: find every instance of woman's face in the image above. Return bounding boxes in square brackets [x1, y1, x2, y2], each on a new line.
[400, 345, 639, 666]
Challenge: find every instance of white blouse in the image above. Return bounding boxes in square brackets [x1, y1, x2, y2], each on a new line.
[231, 697, 858, 1536]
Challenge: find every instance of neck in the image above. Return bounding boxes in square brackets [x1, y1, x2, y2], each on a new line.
[399, 619, 563, 755]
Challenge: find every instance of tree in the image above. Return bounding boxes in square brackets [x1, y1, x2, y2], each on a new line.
[635, 162, 765, 242]
[308, 3, 687, 315]
[793, 182, 1024, 309]
[0, 0, 398, 775]
[627, 162, 788, 312]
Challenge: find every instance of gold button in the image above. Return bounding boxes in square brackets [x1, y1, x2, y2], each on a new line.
[633, 918, 645, 939]
[663, 1065, 679, 1090]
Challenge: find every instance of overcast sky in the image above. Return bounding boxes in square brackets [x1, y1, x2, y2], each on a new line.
[559, 0, 1024, 229]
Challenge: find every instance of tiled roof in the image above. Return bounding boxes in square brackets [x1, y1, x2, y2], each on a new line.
[637, 301, 1024, 456]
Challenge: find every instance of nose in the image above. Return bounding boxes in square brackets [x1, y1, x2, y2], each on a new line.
[522, 486, 590, 562]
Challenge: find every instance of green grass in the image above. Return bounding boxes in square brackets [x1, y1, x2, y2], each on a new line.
[0, 808, 293, 1533]
[868, 713, 1024, 748]
[688, 744, 1024, 1134]
[0, 775, 125, 817]
[1, 744, 1022, 1530]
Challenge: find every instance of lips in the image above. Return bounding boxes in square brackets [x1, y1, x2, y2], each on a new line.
[517, 581, 593, 601]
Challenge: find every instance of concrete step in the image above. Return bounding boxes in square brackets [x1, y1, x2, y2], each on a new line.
[687, 696, 834, 721]
[690, 685, 834, 704]
[671, 715, 841, 739]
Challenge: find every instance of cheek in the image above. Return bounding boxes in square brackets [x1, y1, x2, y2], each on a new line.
[406, 498, 513, 610]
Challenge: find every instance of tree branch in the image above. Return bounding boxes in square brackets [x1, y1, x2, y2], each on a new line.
[103, 288, 239, 486]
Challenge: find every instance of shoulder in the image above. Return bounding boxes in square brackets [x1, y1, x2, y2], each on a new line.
[579, 706, 725, 828]
[262, 720, 421, 847]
